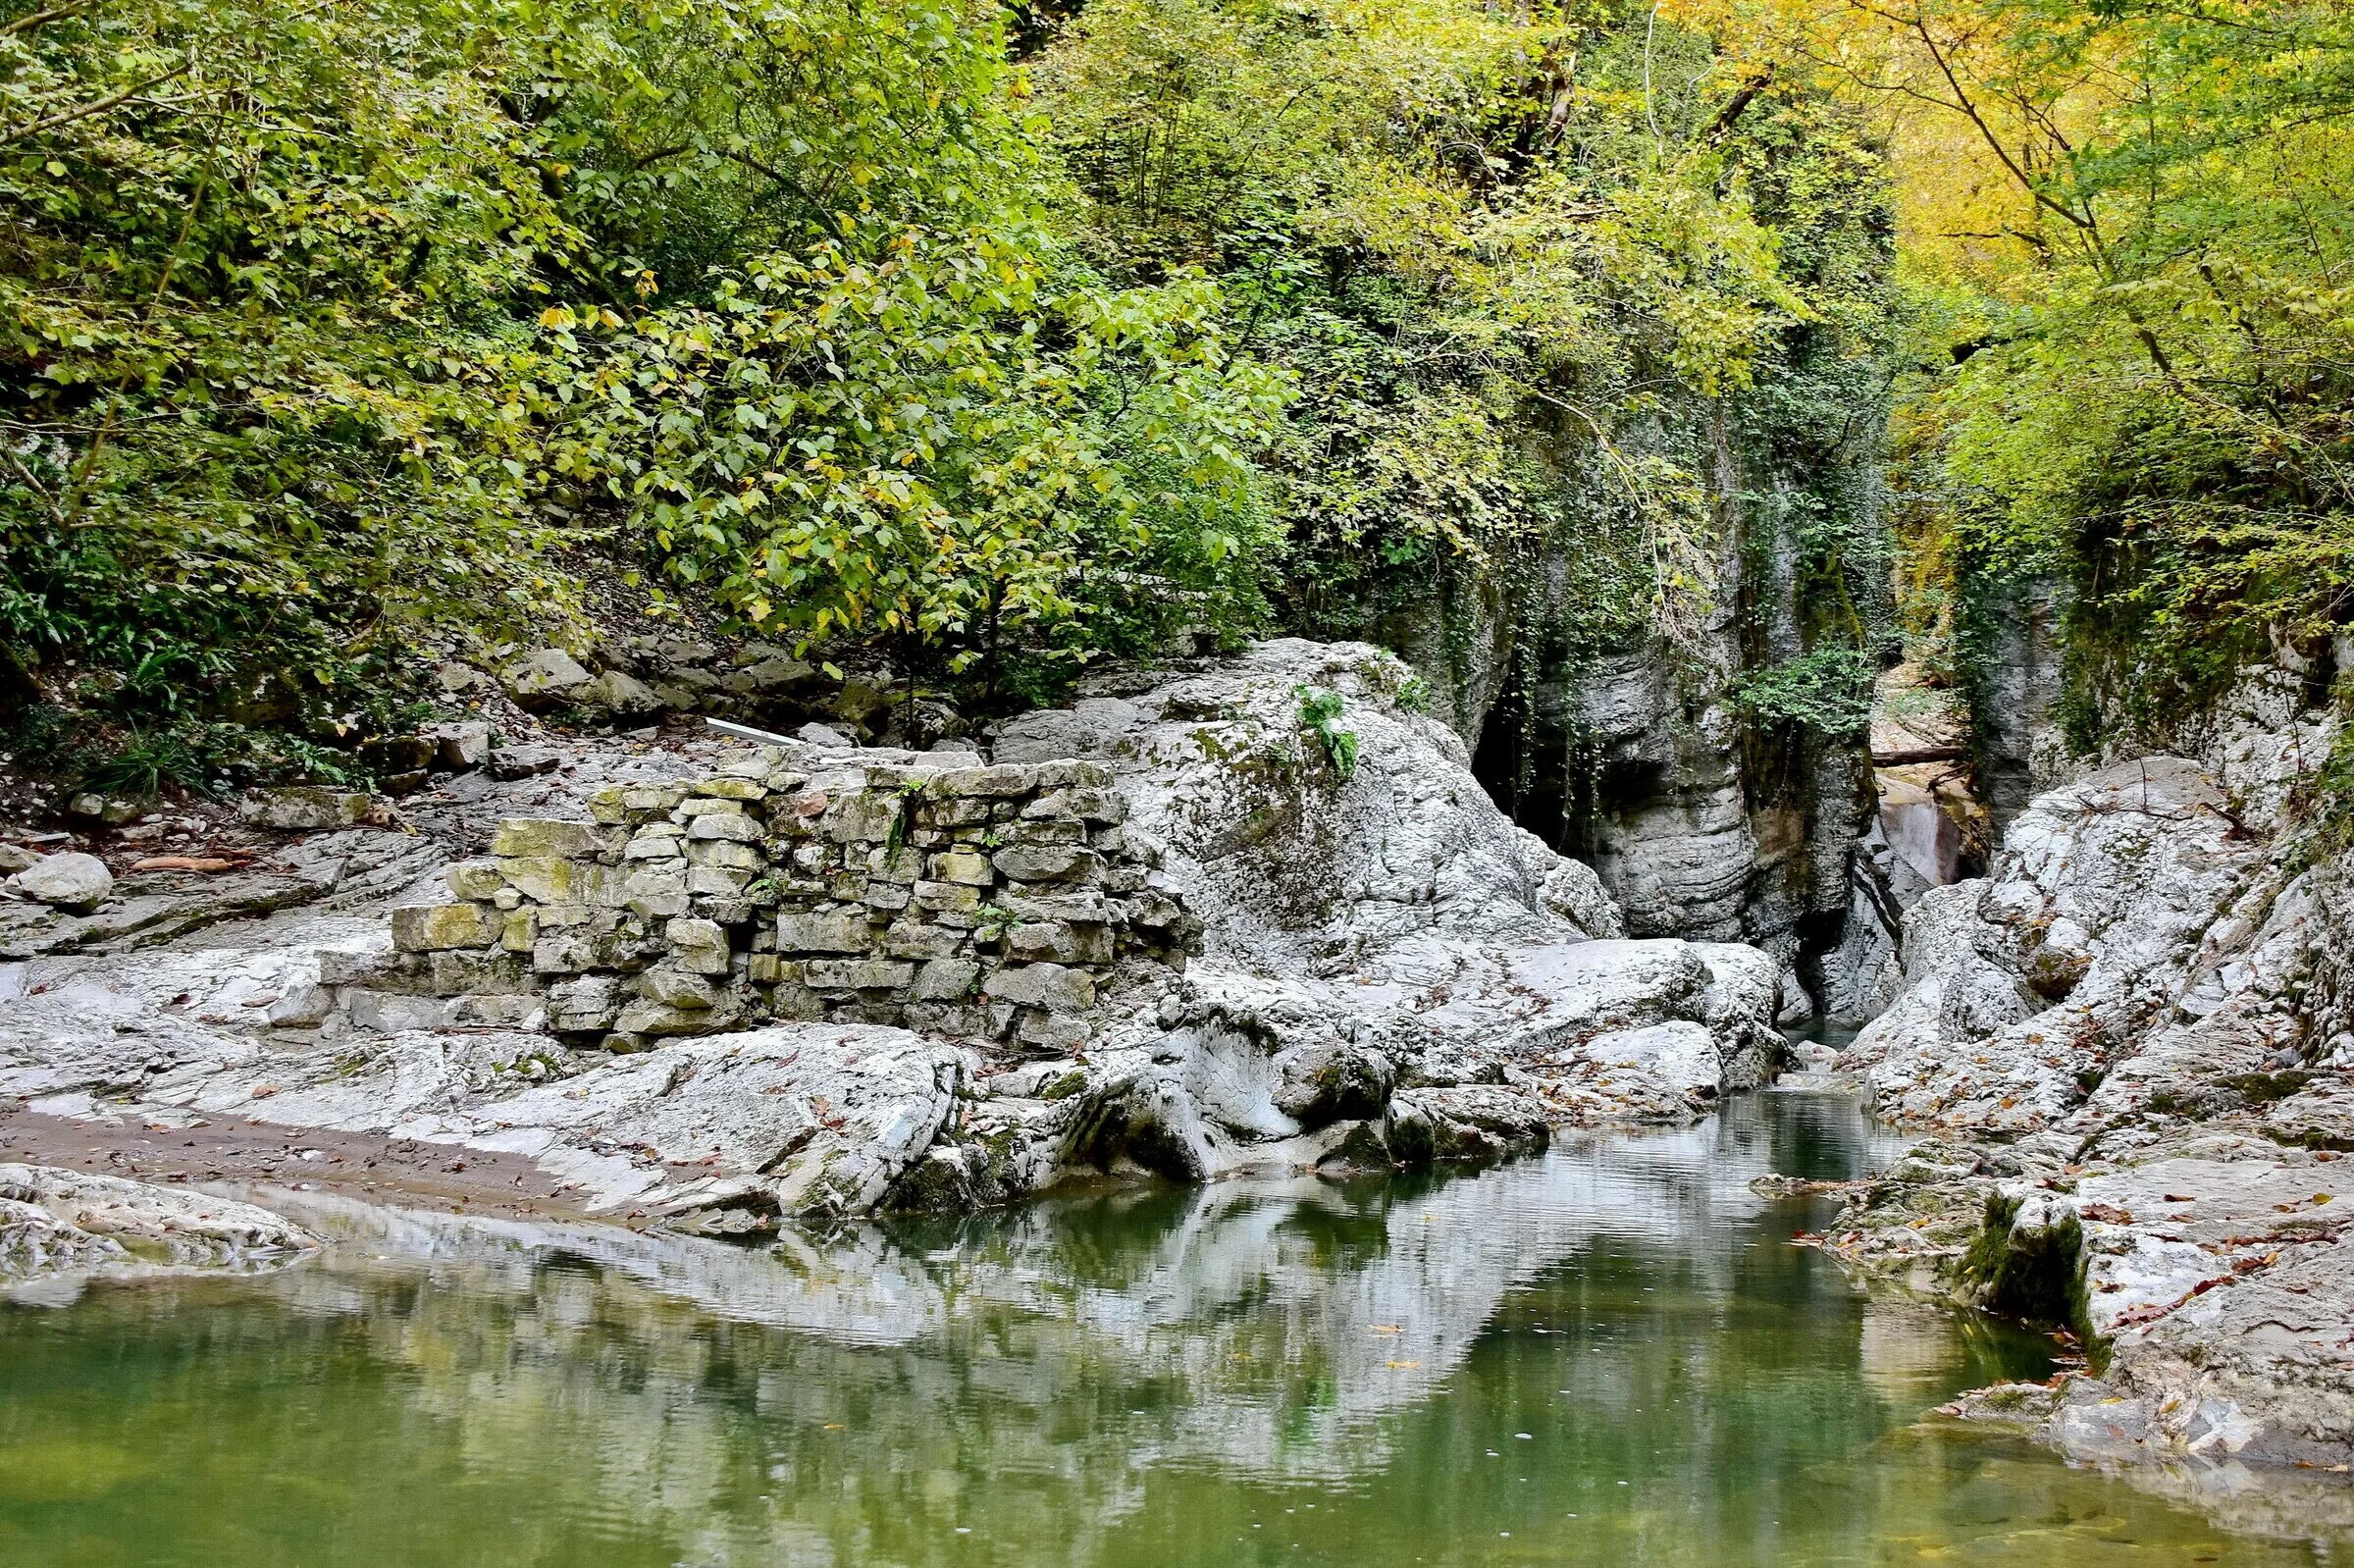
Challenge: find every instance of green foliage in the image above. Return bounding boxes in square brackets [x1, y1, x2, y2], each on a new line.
[540, 0, 1292, 683]
[1035, 0, 1898, 660]
[1728, 645, 1875, 735]
[1, 0, 583, 727]
[1854, 0, 2354, 744]
[554, 249, 1289, 680]
[2, 0, 1901, 776]
[1293, 684, 1360, 778]
[0, 0, 1301, 745]
[0, 703, 367, 800]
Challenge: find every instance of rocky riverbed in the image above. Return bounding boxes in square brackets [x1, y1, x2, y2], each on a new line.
[1797, 667, 2354, 1517]
[4, 640, 2350, 1534]
[1, 642, 1779, 1233]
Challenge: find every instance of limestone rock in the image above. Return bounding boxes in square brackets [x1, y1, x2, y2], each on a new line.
[1843, 757, 2274, 1131]
[67, 794, 142, 826]
[492, 818, 604, 859]
[989, 640, 1775, 1134]
[739, 653, 817, 695]
[499, 648, 597, 709]
[2, 1164, 316, 1282]
[1379, 1086, 1552, 1168]
[430, 721, 494, 773]
[983, 962, 1096, 1014]
[390, 903, 497, 953]
[805, 959, 914, 992]
[1818, 712, 2354, 1490]
[10, 852, 113, 915]
[777, 911, 875, 954]
[587, 668, 664, 717]
[488, 744, 562, 780]
[239, 787, 370, 831]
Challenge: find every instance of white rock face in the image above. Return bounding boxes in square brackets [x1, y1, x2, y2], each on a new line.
[989, 639, 1785, 1176]
[1, 1164, 315, 1285]
[9, 851, 113, 914]
[997, 639, 1626, 963]
[1828, 697, 2354, 1485]
[1564, 649, 1756, 941]
[1844, 757, 2276, 1130]
[1, 976, 971, 1226]
[0, 639, 1785, 1224]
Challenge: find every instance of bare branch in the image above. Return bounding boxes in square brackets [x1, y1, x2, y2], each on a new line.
[0, 60, 197, 147]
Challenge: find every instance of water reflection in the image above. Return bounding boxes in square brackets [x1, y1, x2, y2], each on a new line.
[0, 1093, 2330, 1567]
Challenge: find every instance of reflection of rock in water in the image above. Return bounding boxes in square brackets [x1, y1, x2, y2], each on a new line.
[1858, 1299, 1967, 1405]
[237, 1092, 1925, 1492]
[23, 1096, 2313, 1568]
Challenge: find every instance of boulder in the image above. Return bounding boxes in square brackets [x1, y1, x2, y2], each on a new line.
[586, 669, 664, 717]
[739, 653, 818, 695]
[429, 720, 494, 773]
[832, 677, 891, 730]
[499, 648, 598, 709]
[239, 786, 370, 831]
[492, 818, 604, 859]
[487, 744, 562, 780]
[9, 851, 113, 914]
[1379, 1086, 1553, 1168]
[982, 962, 1096, 1014]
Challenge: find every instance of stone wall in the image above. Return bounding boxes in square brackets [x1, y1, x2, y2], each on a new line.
[327, 749, 1201, 1052]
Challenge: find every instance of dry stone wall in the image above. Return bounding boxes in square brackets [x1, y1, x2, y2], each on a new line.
[328, 748, 1201, 1052]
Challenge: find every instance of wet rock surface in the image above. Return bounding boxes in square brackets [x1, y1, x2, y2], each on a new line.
[1, 1162, 316, 1289]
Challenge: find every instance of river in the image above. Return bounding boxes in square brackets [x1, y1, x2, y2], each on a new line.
[0, 1090, 2336, 1565]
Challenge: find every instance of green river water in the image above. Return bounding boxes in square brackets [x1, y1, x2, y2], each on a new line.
[0, 1090, 2341, 1567]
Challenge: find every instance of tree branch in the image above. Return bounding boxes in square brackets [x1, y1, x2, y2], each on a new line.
[1706, 67, 1775, 142]
[0, 61, 196, 147]
[715, 149, 847, 244]
[0, 0, 92, 38]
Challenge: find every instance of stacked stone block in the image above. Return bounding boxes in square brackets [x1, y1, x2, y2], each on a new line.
[331, 748, 1200, 1052]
